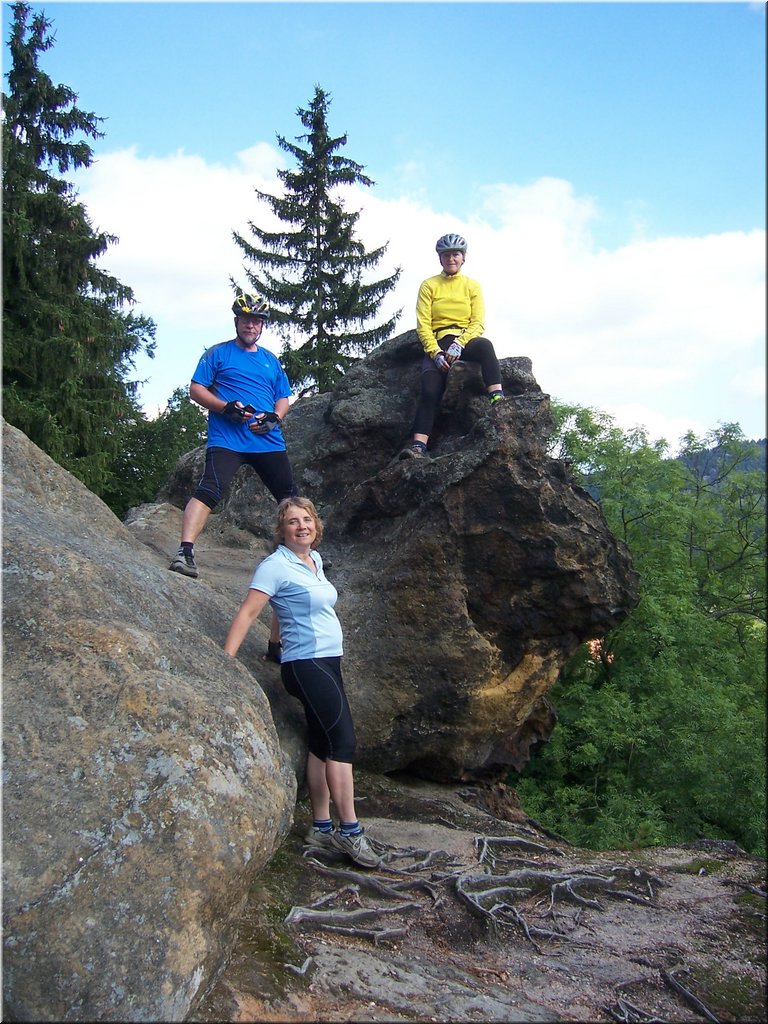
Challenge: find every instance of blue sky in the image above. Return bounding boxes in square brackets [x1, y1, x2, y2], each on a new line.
[3, 1, 766, 445]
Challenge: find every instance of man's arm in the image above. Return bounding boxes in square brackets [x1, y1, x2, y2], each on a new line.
[190, 381, 229, 415]
[274, 396, 290, 422]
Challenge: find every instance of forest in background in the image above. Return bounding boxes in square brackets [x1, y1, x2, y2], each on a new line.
[3, 3, 765, 860]
[517, 411, 766, 857]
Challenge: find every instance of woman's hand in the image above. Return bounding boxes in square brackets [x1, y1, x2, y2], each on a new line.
[444, 341, 462, 365]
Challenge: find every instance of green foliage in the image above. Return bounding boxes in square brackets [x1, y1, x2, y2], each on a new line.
[232, 85, 401, 393]
[518, 408, 766, 856]
[100, 388, 208, 520]
[2, 2, 156, 496]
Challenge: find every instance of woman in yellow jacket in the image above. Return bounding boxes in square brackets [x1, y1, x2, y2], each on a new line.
[399, 233, 504, 460]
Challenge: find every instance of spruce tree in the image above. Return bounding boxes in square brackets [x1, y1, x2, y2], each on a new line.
[2, 2, 156, 495]
[233, 85, 401, 393]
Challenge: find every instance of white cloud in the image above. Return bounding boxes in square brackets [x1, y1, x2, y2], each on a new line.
[72, 150, 766, 447]
[80, 144, 286, 318]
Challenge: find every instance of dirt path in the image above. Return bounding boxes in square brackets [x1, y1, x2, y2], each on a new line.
[189, 775, 766, 1023]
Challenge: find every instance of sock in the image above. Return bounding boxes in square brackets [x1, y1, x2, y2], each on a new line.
[312, 818, 334, 833]
[488, 391, 504, 405]
[411, 440, 427, 451]
[338, 820, 362, 836]
[181, 542, 194, 555]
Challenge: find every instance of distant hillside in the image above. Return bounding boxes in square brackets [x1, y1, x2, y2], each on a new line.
[675, 437, 766, 483]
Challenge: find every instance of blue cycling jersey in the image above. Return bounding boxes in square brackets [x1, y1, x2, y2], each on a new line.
[192, 339, 293, 453]
[250, 546, 344, 661]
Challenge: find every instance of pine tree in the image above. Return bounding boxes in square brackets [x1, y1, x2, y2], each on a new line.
[2, 2, 156, 495]
[233, 85, 401, 393]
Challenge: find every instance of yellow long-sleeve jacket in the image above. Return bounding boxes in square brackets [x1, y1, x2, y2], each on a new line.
[415, 270, 486, 357]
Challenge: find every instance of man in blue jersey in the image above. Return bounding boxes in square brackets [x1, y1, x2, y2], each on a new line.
[169, 292, 297, 599]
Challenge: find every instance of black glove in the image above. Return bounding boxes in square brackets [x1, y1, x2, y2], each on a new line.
[265, 640, 282, 664]
[222, 400, 248, 422]
[248, 411, 281, 433]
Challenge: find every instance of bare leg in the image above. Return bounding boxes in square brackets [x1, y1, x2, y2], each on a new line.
[180, 496, 212, 544]
[305, 753, 357, 824]
[325, 758, 357, 824]
[305, 751, 332, 821]
[181, 495, 282, 642]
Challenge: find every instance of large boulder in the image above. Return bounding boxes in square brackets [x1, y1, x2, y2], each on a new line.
[2, 330, 639, 1020]
[1, 420, 296, 1022]
[158, 330, 640, 779]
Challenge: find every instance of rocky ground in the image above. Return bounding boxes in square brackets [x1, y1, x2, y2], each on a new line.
[188, 773, 766, 1024]
[128, 504, 766, 1024]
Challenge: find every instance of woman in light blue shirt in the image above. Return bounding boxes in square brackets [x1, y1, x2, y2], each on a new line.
[224, 497, 380, 869]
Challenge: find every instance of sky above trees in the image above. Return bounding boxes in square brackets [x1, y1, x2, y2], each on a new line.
[4, 1, 765, 447]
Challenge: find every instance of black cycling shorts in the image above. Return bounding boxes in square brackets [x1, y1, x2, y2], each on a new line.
[192, 446, 297, 509]
[281, 657, 357, 763]
[412, 335, 501, 436]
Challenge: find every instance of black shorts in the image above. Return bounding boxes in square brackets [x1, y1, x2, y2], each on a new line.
[192, 446, 297, 509]
[281, 657, 357, 763]
[412, 336, 501, 436]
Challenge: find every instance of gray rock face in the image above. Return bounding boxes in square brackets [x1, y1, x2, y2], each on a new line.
[2, 420, 297, 1022]
[2, 331, 639, 1020]
[160, 331, 639, 780]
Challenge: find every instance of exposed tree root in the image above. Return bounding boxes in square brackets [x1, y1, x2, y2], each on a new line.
[286, 832, 713, 1013]
[284, 900, 420, 928]
[307, 858, 445, 902]
[604, 996, 669, 1022]
[454, 861, 662, 950]
[722, 877, 767, 899]
[308, 924, 410, 945]
[283, 956, 313, 976]
[288, 833, 666, 959]
[662, 965, 722, 1023]
[604, 961, 725, 1024]
[474, 834, 565, 866]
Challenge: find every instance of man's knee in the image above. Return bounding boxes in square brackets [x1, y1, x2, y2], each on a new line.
[190, 489, 220, 510]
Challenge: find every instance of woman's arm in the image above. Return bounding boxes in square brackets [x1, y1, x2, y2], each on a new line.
[224, 588, 272, 657]
[415, 279, 439, 356]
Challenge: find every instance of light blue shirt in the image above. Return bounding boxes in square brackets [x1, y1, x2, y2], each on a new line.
[249, 545, 343, 661]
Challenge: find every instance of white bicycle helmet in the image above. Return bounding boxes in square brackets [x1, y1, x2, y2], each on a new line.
[435, 233, 468, 254]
